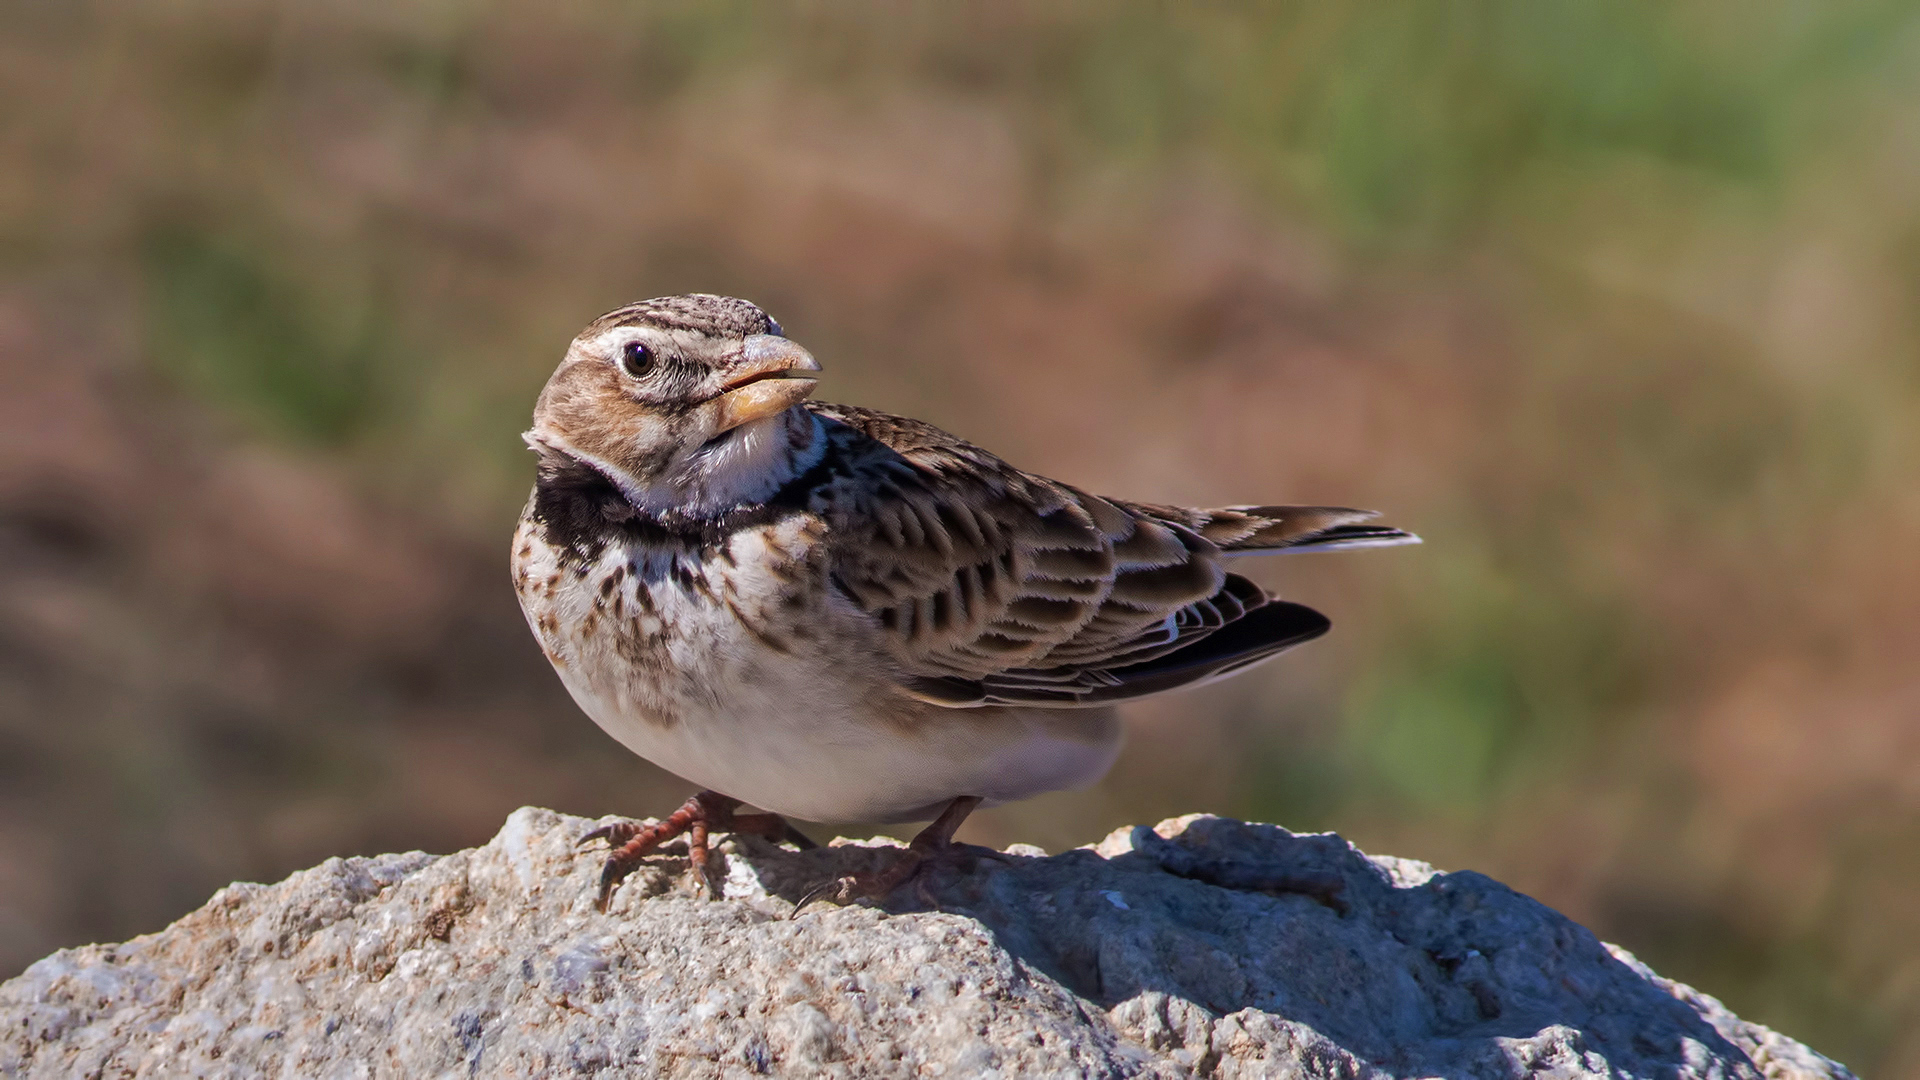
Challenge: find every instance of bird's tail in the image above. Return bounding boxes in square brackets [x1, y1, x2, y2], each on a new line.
[1123, 502, 1421, 554]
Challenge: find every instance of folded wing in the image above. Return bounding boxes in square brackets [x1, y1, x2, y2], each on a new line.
[809, 404, 1416, 708]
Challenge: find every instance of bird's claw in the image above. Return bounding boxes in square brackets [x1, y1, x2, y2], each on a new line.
[579, 821, 640, 849]
[790, 876, 861, 919]
[790, 849, 934, 919]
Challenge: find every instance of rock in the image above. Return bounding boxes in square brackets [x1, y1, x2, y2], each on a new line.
[0, 808, 1853, 1079]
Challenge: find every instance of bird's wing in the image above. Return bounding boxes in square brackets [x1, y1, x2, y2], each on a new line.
[808, 403, 1414, 708]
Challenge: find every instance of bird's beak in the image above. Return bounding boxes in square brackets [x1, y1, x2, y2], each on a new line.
[711, 335, 822, 434]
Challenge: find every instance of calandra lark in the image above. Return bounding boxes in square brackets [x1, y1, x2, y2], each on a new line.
[513, 294, 1417, 910]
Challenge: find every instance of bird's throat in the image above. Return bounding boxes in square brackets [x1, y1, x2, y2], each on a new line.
[647, 407, 825, 519]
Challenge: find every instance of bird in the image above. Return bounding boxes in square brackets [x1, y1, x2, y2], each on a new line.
[511, 293, 1418, 912]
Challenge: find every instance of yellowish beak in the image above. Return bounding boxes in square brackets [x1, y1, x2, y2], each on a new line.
[711, 335, 822, 433]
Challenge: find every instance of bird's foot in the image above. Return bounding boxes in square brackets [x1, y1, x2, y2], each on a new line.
[792, 796, 985, 918]
[580, 790, 815, 911]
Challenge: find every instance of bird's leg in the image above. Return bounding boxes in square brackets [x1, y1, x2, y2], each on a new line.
[793, 796, 984, 917]
[579, 790, 810, 910]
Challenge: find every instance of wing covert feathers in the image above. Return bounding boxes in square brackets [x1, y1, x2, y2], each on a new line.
[807, 403, 1413, 708]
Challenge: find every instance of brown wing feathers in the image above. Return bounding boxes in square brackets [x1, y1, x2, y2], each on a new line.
[811, 403, 1412, 708]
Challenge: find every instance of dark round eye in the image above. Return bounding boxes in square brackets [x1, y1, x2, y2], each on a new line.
[618, 340, 654, 378]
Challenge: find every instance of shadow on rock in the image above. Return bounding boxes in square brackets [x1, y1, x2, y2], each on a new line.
[732, 814, 1842, 1079]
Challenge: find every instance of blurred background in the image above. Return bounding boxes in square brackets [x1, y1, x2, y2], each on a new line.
[2, 1, 1918, 1071]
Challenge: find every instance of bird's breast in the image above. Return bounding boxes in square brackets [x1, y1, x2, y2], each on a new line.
[513, 506, 854, 726]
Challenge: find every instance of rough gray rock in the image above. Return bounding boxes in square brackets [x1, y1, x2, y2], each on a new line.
[0, 808, 1853, 1079]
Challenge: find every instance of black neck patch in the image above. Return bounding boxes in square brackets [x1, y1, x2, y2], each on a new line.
[528, 443, 845, 563]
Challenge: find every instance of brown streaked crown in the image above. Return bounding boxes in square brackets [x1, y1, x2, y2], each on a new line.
[580, 294, 783, 341]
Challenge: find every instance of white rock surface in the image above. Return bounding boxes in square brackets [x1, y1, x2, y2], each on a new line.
[0, 808, 1855, 1078]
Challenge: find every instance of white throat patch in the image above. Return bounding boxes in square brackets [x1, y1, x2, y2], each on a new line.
[657, 410, 824, 516]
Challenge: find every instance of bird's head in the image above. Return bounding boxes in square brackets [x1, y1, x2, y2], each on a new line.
[526, 294, 822, 514]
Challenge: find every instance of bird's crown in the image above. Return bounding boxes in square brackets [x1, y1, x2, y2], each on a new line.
[579, 293, 782, 341]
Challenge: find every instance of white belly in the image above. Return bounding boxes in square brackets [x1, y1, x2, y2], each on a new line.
[560, 656, 1122, 823]
[515, 516, 1122, 822]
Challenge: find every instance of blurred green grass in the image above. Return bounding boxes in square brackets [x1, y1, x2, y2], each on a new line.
[4, 1, 1919, 1072]
[142, 227, 397, 444]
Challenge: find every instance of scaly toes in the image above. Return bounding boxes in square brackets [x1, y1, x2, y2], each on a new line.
[789, 875, 862, 918]
[579, 820, 642, 849]
[579, 799, 810, 910]
[790, 851, 931, 919]
[595, 842, 719, 911]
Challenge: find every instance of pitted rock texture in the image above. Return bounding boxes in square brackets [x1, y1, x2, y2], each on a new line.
[0, 808, 1853, 1079]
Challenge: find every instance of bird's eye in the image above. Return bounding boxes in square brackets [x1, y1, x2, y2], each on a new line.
[619, 340, 654, 378]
